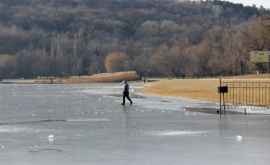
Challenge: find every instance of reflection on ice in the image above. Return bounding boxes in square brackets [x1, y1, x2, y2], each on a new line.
[148, 130, 208, 136]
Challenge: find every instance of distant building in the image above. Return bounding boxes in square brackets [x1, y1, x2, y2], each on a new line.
[260, 16, 270, 27]
[250, 51, 270, 64]
[250, 50, 270, 73]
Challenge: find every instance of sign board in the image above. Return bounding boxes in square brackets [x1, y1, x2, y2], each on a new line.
[218, 86, 228, 94]
[250, 51, 270, 63]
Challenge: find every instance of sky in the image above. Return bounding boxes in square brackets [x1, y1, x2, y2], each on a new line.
[225, 0, 270, 9]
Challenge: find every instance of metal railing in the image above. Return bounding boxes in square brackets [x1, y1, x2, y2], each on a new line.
[219, 79, 270, 114]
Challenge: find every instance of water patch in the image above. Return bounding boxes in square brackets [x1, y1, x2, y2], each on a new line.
[79, 85, 140, 97]
[0, 119, 66, 126]
[29, 145, 63, 153]
[148, 130, 208, 136]
[80, 87, 121, 95]
[138, 98, 185, 111]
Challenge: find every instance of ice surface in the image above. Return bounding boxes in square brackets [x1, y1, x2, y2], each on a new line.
[0, 84, 270, 165]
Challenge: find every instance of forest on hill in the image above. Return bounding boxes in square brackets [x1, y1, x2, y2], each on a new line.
[0, 0, 269, 78]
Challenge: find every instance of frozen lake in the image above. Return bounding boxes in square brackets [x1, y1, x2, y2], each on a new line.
[0, 83, 270, 165]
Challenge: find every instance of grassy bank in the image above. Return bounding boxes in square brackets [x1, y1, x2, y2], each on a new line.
[144, 79, 220, 102]
[144, 74, 270, 103]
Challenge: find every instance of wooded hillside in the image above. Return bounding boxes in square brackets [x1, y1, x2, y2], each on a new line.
[0, 0, 269, 78]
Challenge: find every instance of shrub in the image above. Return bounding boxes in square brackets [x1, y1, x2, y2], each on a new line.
[104, 52, 129, 73]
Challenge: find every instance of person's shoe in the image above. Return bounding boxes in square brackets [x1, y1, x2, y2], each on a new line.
[130, 101, 133, 105]
[121, 103, 125, 106]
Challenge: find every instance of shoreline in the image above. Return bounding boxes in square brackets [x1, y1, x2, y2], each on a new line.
[0, 71, 140, 84]
[143, 79, 270, 115]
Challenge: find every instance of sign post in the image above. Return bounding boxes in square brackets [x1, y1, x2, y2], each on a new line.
[218, 78, 228, 117]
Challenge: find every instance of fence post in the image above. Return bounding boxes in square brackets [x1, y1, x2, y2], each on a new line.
[219, 77, 222, 118]
[223, 92, 226, 114]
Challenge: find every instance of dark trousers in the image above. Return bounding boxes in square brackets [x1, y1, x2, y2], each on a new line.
[122, 92, 132, 105]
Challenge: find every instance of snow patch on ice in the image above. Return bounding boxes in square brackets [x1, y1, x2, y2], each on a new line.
[0, 126, 34, 133]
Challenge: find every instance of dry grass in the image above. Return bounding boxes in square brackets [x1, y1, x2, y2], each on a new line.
[144, 74, 270, 104]
[34, 71, 140, 84]
[144, 79, 220, 102]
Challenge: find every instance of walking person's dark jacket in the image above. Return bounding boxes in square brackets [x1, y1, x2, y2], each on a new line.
[122, 81, 133, 105]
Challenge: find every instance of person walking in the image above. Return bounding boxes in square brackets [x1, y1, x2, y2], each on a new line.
[121, 80, 133, 106]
